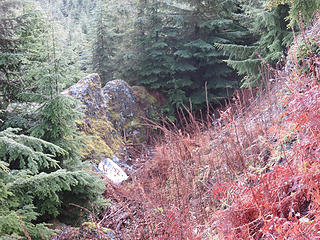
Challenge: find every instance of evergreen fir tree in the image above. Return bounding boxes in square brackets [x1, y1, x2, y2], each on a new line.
[268, 0, 320, 26]
[0, 128, 105, 239]
[0, 2, 105, 238]
[91, 0, 135, 83]
[35, 0, 99, 72]
[0, 128, 62, 239]
[92, 2, 118, 83]
[29, 95, 84, 167]
[216, 0, 293, 87]
[0, 0, 84, 108]
[125, 0, 250, 116]
[0, 0, 25, 110]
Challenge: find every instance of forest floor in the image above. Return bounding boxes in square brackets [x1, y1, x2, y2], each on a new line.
[53, 17, 320, 240]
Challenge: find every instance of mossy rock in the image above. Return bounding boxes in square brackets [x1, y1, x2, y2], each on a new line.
[62, 73, 108, 119]
[63, 74, 159, 160]
[63, 74, 123, 159]
[103, 80, 158, 143]
[77, 117, 123, 160]
[78, 222, 117, 240]
[131, 85, 157, 108]
[57, 222, 117, 240]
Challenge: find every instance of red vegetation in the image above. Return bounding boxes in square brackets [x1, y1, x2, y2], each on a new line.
[72, 17, 320, 240]
[93, 78, 283, 239]
[215, 24, 320, 239]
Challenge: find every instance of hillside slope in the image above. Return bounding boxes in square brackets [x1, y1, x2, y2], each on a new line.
[53, 15, 320, 240]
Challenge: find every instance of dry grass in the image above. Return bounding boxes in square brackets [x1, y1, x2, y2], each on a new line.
[54, 14, 320, 240]
[86, 68, 287, 239]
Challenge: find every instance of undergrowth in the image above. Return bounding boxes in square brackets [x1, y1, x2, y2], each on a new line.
[53, 14, 320, 240]
[78, 58, 283, 239]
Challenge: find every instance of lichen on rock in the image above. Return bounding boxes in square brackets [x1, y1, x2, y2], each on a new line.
[63, 74, 123, 160]
[62, 74, 158, 160]
[62, 73, 108, 119]
[77, 117, 123, 159]
[103, 79, 158, 144]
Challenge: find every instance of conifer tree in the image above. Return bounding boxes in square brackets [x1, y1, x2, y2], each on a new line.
[0, 2, 105, 238]
[0, 128, 105, 239]
[0, 0, 83, 108]
[91, 0, 134, 83]
[36, 0, 99, 72]
[268, 0, 320, 26]
[216, 1, 293, 87]
[0, 128, 63, 239]
[92, 2, 118, 83]
[125, 0, 250, 116]
[0, 0, 25, 110]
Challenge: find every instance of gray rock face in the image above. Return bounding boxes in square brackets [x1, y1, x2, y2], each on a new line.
[62, 73, 108, 119]
[103, 79, 137, 129]
[102, 79, 158, 142]
[62, 73, 158, 159]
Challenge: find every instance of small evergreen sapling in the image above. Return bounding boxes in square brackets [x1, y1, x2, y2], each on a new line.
[30, 95, 84, 167]
[0, 127, 105, 239]
[28, 95, 105, 223]
[0, 128, 63, 239]
[0, 97, 105, 239]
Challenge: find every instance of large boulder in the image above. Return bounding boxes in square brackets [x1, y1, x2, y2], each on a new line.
[63, 73, 108, 118]
[62, 74, 122, 160]
[103, 80, 157, 142]
[62, 74, 157, 160]
[103, 80, 138, 131]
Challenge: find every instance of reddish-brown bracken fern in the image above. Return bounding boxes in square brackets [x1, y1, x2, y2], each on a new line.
[63, 14, 320, 240]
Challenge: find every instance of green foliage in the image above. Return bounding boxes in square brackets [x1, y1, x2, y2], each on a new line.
[0, 0, 25, 110]
[35, 0, 99, 72]
[30, 95, 84, 166]
[268, 0, 320, 26]
[293, 37, 320, 74]
[217, 0, 320, 87]
[91, 0, 135, 84]
[0, 2, 105, 239]
[26, 94, 105, 222]
[0, 128, 63, 173]
[298, 38, 320, 59]
[36, 0, 97, 42]
[0, 103, 39, 132]
[216, 1, 293, 87]
[0, 127, 105, 239]
[0, 0, 84, 110]
[123, 0, 249, 116]
[0, 203, 55, 240]
[0, 128, 61, 239]
[91, 1, 118, 84]
[10, 169, 104, 219]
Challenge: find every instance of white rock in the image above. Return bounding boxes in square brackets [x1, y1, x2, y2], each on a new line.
[98, 158, 128, 184]
[299, 217, 311, 223]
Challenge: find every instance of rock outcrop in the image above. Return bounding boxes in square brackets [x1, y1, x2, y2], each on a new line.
[62, 74, 157, 160]
[103, 80, 157, 143]
[64, 73, 108, 118]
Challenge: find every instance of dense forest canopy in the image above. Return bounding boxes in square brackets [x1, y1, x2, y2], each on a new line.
[1, 0, 318, 114]
[0, 0, 320, 239]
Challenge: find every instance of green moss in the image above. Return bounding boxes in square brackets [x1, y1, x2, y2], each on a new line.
[77, 117, 123, 159]
[131, 86, 157, 105]
[109, 111, 121, 121]
[81, 222, 116, 235]
[122, 117, 146, 143]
